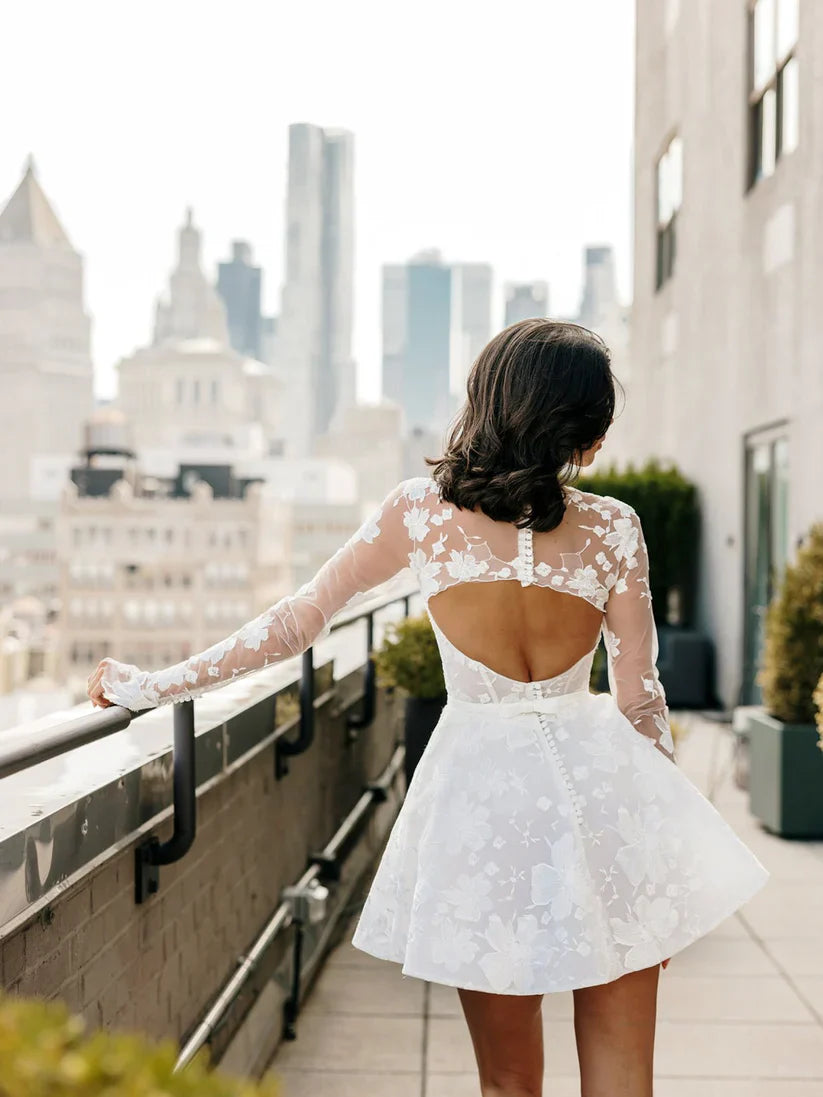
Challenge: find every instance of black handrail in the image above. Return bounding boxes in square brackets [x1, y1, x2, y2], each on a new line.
[135, 701, 197, 903]
[0, 704, 140, 781]
[0, 584, 418, 908]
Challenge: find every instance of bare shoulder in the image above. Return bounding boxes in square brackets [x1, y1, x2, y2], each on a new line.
[565, 486, 637, 523]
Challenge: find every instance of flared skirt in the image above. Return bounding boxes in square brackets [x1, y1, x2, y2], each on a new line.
[350, 692, 770, 994]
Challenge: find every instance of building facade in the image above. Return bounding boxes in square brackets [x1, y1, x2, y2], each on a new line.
[504, 281, 550, 327]
[626, 0, 815, 708]
[0, 159, 94, 502]
[313, 400, 405, 510]
[275, 123, 356, 457]
[217, 240, 262, 359]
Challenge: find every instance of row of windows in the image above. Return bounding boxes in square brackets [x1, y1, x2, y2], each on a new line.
[655, 0, 799, 291]
[69, 562, 116, 585]
[176, 378, 221, 406]
[71, 525, 249, 549]
[123, 569, 192, 591]
[67, 599, 251, 625]
[69, 564, 248, 591]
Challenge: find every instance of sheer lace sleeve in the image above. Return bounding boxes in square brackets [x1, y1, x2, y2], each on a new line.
[99, 480, 412, 712]
[602, 507, 676, 764]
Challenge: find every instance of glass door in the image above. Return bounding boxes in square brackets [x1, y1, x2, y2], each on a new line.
[742, 429, 789, 704]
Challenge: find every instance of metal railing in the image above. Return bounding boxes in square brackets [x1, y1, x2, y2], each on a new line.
[0, 584, 417, 906]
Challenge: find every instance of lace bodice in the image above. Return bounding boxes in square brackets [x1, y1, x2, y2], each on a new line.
[99, 475, 676, 762]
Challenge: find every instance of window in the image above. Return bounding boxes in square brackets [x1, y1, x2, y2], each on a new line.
[655, 135, 683, 290]
[749, 0, 799, 187]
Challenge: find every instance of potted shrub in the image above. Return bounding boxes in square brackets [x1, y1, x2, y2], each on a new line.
[815, 671, 823, 755]
[0, 991, 279, 1095]
[374, 613, 447, 789]
[746, 524, 823, 837]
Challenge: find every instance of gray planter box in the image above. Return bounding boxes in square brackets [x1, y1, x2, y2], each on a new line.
[746, 709, 823, 838]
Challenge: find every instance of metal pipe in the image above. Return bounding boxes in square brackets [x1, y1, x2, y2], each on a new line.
[0, 704, 137, 780]
[283, 919, 304, 1040]
[154, 700, 197, 864]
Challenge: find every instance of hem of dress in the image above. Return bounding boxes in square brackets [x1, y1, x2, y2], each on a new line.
[349, 863, 771, 995]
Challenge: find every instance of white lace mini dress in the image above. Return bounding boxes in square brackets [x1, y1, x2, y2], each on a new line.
[99, 476, 770, 995]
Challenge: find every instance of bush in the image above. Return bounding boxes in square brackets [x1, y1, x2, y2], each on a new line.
[577, 459, 700, 626]
[374, 613, 446, 700]
[0, 992, 279, 1097]
[759, 524, 823, 725]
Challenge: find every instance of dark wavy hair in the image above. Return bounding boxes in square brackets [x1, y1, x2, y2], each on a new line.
[426, 319, 619, 532]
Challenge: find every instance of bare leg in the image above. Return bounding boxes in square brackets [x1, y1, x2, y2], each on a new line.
[457, 987, 544, 1097]
[573, 964, 660, 1097]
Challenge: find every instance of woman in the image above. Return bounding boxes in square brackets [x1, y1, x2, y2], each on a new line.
[89, 319, 769, 1097]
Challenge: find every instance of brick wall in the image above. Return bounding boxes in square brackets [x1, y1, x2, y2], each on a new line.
[0, 671, 403, 1051]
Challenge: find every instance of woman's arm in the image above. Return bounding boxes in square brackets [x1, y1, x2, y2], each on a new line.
[88, 480, 413, 712]
[602, 507, 676, 763]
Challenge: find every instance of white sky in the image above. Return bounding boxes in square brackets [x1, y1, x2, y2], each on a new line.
[3, 0, 636, 403]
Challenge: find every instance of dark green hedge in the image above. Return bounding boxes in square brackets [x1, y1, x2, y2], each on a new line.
[577, 459, 700, 626]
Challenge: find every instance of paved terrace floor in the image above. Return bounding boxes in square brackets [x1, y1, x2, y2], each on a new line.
[266, 715, 823, 1096]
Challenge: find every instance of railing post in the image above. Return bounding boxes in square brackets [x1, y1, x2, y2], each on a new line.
[275, 648, 315, 779]
[135, 700, 197, 903]
[346, 612, 376, 739]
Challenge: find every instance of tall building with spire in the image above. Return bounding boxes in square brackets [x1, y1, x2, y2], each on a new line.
[0, 158, 94, 501]
[153, 208, 230, 345]
[116, 211, 283, 453]
[275, 123, 356, 457]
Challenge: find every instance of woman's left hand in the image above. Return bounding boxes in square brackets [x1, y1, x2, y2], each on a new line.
[87, 659, 115, 708]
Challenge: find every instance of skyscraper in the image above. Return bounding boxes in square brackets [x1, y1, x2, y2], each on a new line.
[451, 263, 493, 401]
[276, 123, 355, 457]
[381, 250, 453, 436]
[504, 281, 549, 327]
[0, 158, 93, 501]
[577, 246, 619, 332]
[217, 241, 262, 359]
[382, 252, 492, 436]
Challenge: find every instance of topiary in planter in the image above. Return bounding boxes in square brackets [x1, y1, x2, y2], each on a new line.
[373, 613, 446, 701]
[374, 613, 446, 788]
[748, 524, 823, 836]
[0, 991, 280, 1096]
[759, 523, 823, 725]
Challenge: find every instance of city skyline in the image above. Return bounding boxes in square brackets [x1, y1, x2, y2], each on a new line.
[1, 0, 635, 405]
